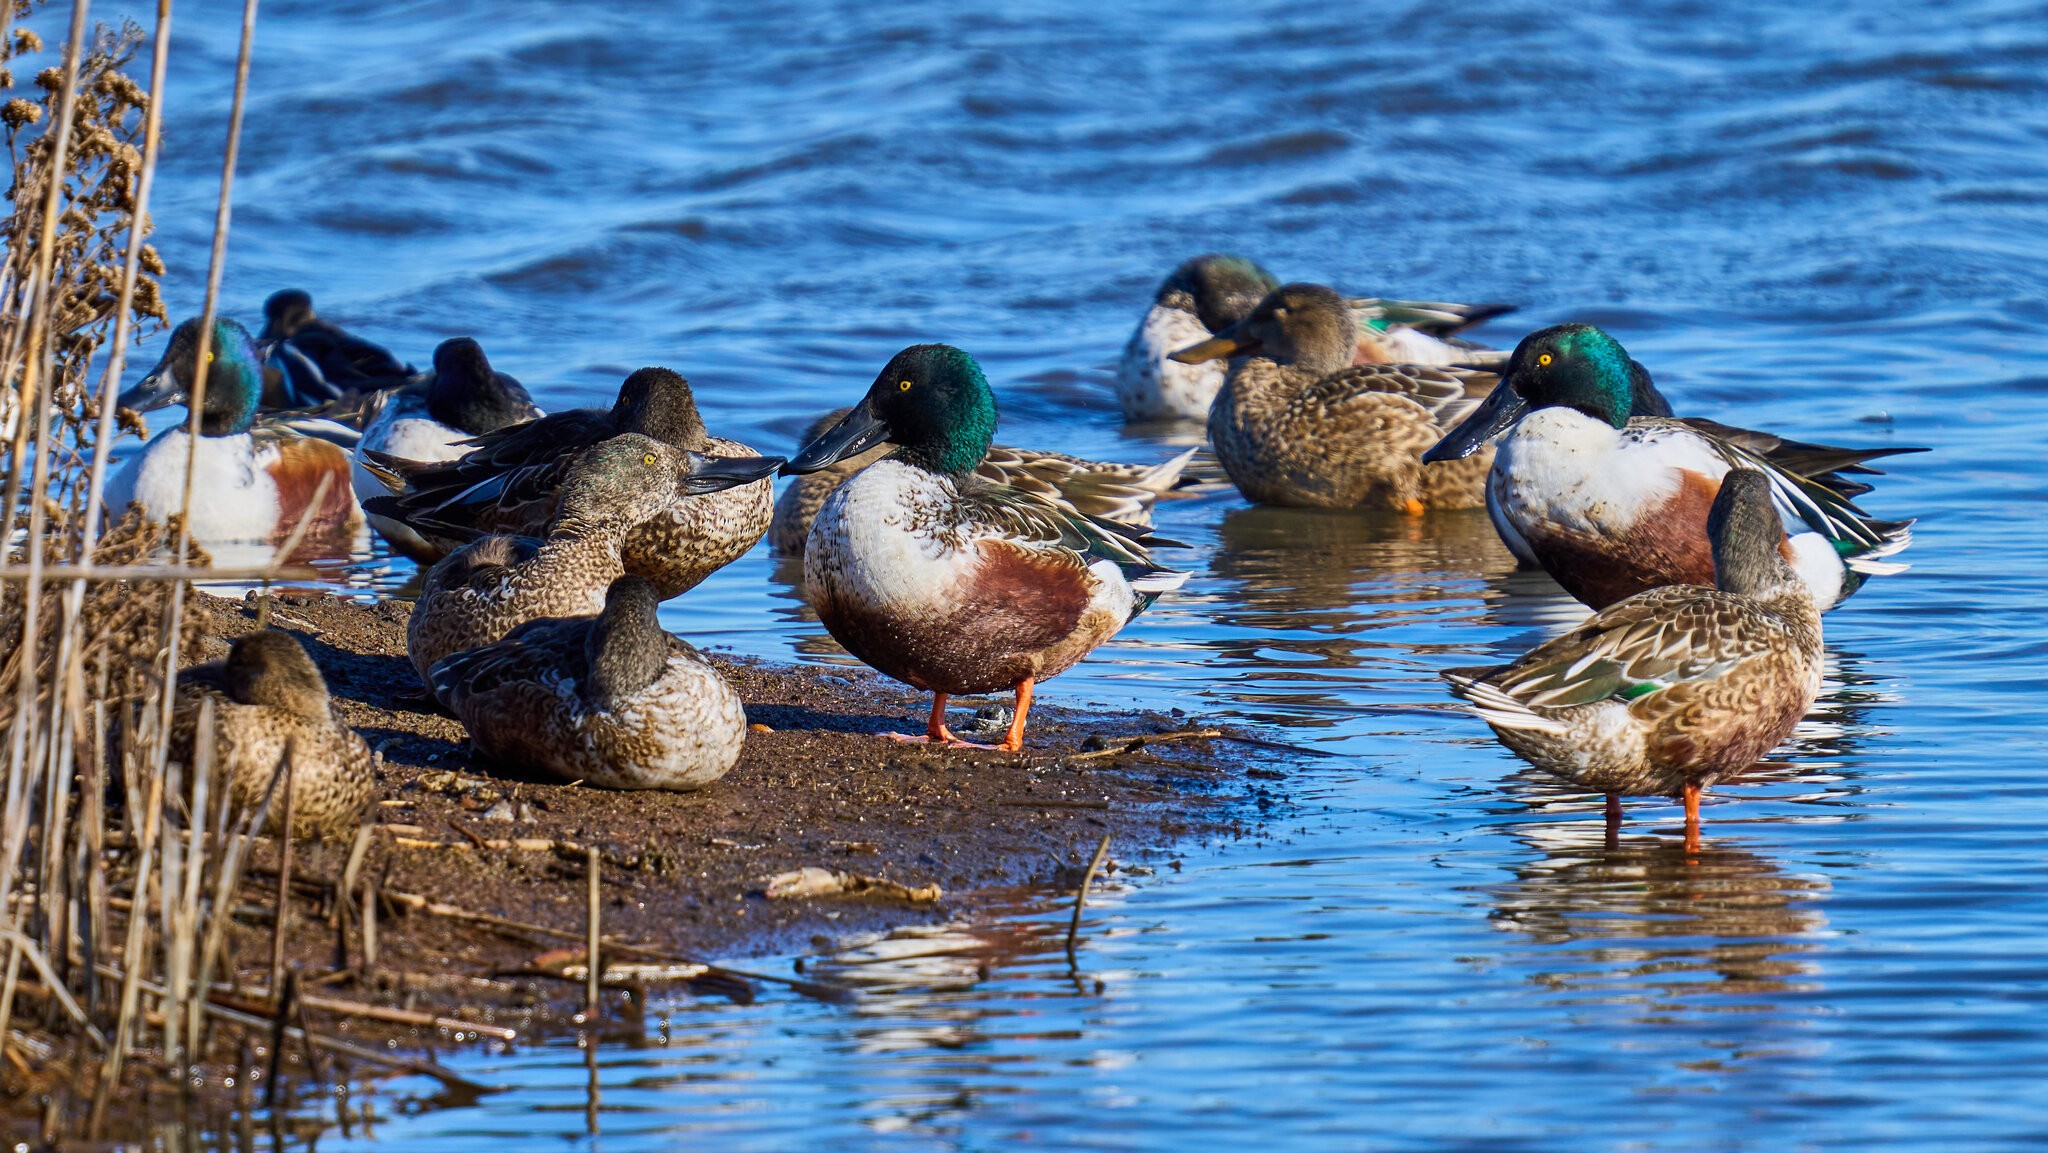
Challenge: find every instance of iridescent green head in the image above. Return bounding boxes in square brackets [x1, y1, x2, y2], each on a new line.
[1423, 323, 1639, 463]
[1157, 254, 1281, 333]
[783, 343, 997, 478]
[118, 317, 265, 436]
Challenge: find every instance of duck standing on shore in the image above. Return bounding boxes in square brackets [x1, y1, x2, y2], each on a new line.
[173, 630, 378, 841]
[353, 337, 543, 559]
[107, 316, 363, 555]
[785, 344, 1188, 752]
[365, 367, 773, 597]
[1117, 254, 1514, 424]
[1422, 323, 1919, 609]
[405, 434, 781, 684]
[770, 407, 1198, 553]
[1171, 283, 1499, 512]
[430, 575, 746, 791]
[1443, 470, 1825, 851]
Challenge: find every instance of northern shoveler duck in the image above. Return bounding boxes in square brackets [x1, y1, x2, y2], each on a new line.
[365, 367, 773, 598]
[769, 407, 1199, 554]
[353, 338, 543, 560]
[106, 316, 364, 552]
[1170, 283, 1499, 512]
[257, 288, 414, 408]
[172, 630, 379, 840]
[1116, 253, 1513, 423]
[785, 344, 1189, 752]
[406, 433, 781, 684]
[429, 575, 745, 791]
[1443, 470, 1825, 850]
[1422, 323, 1921, 609]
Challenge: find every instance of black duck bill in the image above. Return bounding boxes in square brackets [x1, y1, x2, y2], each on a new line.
[784, 397, 892, 474]
[1167, 318, 1259, 365]
[115, 354, 184, 414]
[684, 452, 785, 493]
[1422, 379, 1529, 463]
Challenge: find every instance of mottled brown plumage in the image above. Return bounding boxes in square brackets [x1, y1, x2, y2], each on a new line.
[1174, 284, 1496, 511]
[365, 367, 773, 597]
[171, 630, 378, 841]
[1444, 471, 1824, 844]
[430, 576, 746, 791]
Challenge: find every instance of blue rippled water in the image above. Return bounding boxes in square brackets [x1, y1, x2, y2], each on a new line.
[101, 0, 2048, 1148]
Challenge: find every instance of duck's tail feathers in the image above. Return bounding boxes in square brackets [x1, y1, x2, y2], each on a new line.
[1130, 568, 1191, 596]
[1353, 297, 1518, 337]
[1844, 518, 1914, 574]
[1442, 672, 1570, 736]
[1133, 446, 1201, 493]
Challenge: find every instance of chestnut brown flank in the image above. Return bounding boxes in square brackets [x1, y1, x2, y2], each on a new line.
[266, 438, 359, 544]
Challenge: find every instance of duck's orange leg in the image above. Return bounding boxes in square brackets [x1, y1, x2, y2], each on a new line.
[996, 678, 1035, 753]
[884, 694, 995, 749]
[1681, 782, 1702, 854]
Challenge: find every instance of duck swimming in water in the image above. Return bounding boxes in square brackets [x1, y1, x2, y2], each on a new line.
[786, 344, 1188, 752]
[257, 288, 414, 407]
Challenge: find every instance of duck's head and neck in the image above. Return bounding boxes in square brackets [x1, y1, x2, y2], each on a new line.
[783, 343, 996, 478]
[586, 575, 670, 701]
[613, 367, 708, 452]
[1424, 322, 1637, 463]
[426, 338, 539, 435]
[1708, 468, 1802, 604]
[259, 289, 316, 343]
[1168, 283, 1356, 377]
[550, 433, 782, 540]
[1156, 254, 1280, 334]
[119, 317, 265, 437]
[181, 629, 334, 723]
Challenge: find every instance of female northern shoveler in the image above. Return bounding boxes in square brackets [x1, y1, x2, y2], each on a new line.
[769, 407, 1199, 554]
[1170, 283, 1499, 512]
[172, 630, 378, 840]
[365, 367, 772, 598]
[406, 434, 781, 684]
[257, 288, 414, 407]
[1443, 470, 1825, 850]
[353, 338, 543, 560]
[429, 575, 746, 791]
[1115, 253, 1513, 423]
[106, 317, 364, 552]
[785, 344, 1188, 753]
[1422, 323, 1921, 609]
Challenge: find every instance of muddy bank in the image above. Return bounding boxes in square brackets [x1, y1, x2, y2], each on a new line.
[4, 589, 1286, 1141]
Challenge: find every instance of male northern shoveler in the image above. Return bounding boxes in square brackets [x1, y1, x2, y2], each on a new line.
[257, 288, 414, 407]
[365, 367, 772, 598]
[1115, 253, 1513, 423]
[430, 575, 746, 791]
[353, 338, 543, 560]
[106, 316, 364, 552]
[1443, 470, 1825, 850]
[172, 630, 378, 840]
[785, 344, 1188, 753]
[406, 434, 781, 684]
[1170, 283, 1499, 512]
[769, 407, 1199, 554]
[1422, 323, 1921, 609]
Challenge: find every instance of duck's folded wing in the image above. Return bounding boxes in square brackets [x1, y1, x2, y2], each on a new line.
[1489, 588, 1780, 708]
[428, 615, 589, 704]
[956, 480, 1184, 585]
[1680, 416, 1927, 498]
[1298, 364, 1501, 431]
[1346, 297, 1516, 338]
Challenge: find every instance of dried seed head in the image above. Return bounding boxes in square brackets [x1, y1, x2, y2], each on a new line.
[140, 244, 164, 275]
[15, 29, 43, 54]
[3, 97, 40, 128]
[35, 66, 63, 92]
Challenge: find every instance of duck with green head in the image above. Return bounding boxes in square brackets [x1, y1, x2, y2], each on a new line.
[1171, 283, 1501, 511]
[1116, 253, 1515, 424]
[106, 316, 364, 551]
[1423, 323, 1921, 610]
[786, 344, 1188, 752]
[1443, 470, 1826, 851]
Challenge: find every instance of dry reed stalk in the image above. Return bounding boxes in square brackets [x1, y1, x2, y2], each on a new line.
[585, 845, 601, 1019]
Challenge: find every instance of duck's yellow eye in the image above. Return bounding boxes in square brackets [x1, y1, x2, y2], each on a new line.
[1537, 353, 1553, 367]
[898, 379, 913, 392]
[205, 352, 215, 365]
[642, 452, 657, 466]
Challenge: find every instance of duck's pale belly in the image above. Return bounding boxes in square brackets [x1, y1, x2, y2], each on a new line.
[107, 430, 281, 543]
[1116, 305, 1225, 423]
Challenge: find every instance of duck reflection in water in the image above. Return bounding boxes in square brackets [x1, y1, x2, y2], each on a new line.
[1486, 818, 1830, 1006]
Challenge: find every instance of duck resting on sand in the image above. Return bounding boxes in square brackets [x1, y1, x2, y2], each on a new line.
[430, 575, 746, 791]
[172, 630, 379, 841]
[1171, 283, 1499, 512]
[1443, 470, 1824, 852]
[785, 344, 1188, 752]
[1422, 323, 1921, 609]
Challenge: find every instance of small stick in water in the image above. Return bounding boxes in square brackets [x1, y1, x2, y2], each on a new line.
[1066, 832, 1113, 970]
